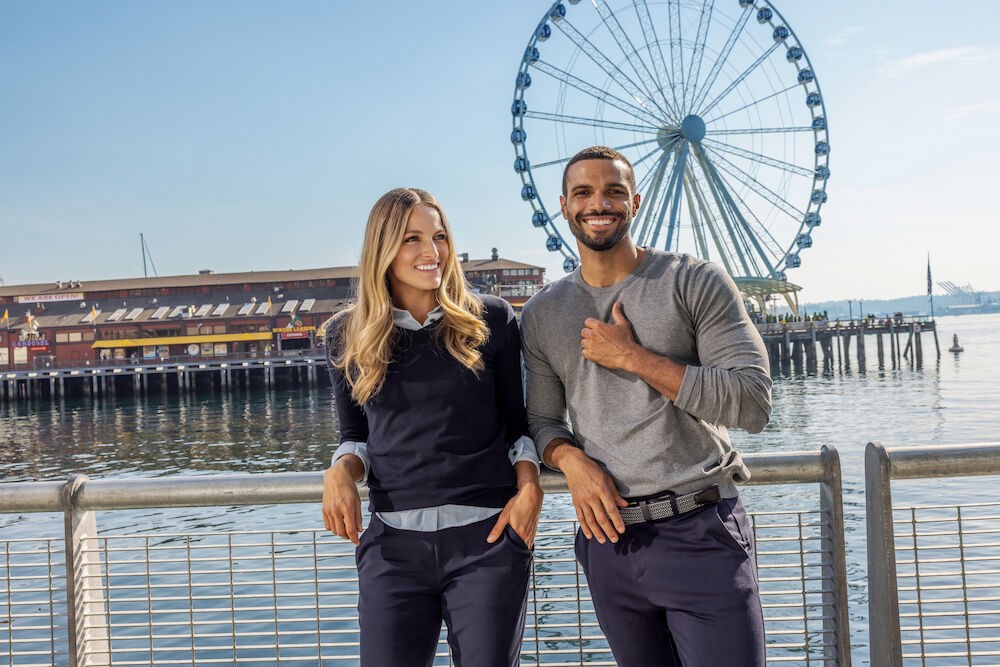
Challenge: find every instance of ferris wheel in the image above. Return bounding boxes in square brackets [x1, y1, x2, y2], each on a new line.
[511, 0, 829, 298]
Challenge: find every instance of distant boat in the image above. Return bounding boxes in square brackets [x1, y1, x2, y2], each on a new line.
[949, 334, 964, 354]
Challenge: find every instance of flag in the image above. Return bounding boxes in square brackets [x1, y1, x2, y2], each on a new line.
[26, 310, 37, 331]
[926, 255, 932, 295]
[266, 296, 272, 312]
[91, 305, 98, 320]
[1, 308, 7, 321]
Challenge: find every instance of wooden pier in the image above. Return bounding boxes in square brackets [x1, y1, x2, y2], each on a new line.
[0, 354, 324, 404]
[758, 318, 939, 376]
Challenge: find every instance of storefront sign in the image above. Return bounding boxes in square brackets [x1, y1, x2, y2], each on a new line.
[16, 292, 84, 304]
[0, 349, 8, 365]
[13, 339, 49, 349]
[272, 326, 316, 333]
[280, 331, 310, 340]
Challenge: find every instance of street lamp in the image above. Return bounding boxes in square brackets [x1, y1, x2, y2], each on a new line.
[847, 299, 854, 323]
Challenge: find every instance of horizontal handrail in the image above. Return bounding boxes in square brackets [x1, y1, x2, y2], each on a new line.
[878, 442, 1000, 479]
[0, 450, 834, 513]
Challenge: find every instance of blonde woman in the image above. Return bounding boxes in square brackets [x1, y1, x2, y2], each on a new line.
[322, 188, 542, 667]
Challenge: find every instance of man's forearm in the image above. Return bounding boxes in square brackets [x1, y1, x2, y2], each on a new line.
[620, 344, 687, 402]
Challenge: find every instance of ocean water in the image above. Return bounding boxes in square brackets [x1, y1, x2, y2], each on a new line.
[2, 312, 998, 663]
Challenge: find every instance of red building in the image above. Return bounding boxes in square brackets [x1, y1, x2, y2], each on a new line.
[0, 258, 544, 370]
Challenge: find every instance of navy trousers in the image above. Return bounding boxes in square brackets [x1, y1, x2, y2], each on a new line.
[355, 514, 532, 667]
[576, 496, 765, 667]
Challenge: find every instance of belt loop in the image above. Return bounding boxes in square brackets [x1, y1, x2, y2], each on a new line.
[638, 500, 653, 522]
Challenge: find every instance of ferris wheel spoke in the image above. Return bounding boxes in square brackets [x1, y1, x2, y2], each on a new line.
[632, 136, 678, 169]
[553, 17, 669, 120]
[689, 6, 753, 113]
[534, 60, 664, 127]
[702, 138, 814, 178]
[524, 110, 658, 134]
[691, 145, 769, 277]
[634, 153, 672, 243]
[702, 146, 804, 222]
[684, 0, 714, 114]
[700, 42, 782, 116]
[685, 167, 738, 275]
[531, 137, 662, 171]
[703, 154, 793, 253]
[704, 83, 800, 124]
[632, 0, 678, 113]
[706, 126, 813, 136]
[694, 145, 780, 276]
[591, 1, 677, 121]
[652, 144, 689, 249]
[682, 167, 712, 261]
[712, 166, 788, 264]
[667, 0, 685, 113]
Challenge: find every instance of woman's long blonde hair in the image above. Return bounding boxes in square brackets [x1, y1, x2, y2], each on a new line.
[331, 188, 487, 404]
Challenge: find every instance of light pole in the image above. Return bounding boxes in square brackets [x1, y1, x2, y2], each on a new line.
[847, 299, 854, 323]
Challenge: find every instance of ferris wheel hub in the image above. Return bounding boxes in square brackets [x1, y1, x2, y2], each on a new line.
[680, 115, 706, 143]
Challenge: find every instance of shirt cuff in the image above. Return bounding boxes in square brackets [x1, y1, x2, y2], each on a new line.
[332, 441, 370, 484]
[508, 435, 540, 473]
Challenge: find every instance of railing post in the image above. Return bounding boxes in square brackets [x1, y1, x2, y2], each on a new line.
[865, 442, 902, 667]
[62, 475, 110, 667]
[819, 446, 851, 666]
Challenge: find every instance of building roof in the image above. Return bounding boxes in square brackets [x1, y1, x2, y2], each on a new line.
[0, 266, 359, 300]
[461, 258, 543, 271]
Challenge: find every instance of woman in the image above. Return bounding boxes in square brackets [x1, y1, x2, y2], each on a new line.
[322, 187, 542, 667]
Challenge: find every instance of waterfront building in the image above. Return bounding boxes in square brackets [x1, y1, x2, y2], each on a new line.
[0, 254, 544, 370]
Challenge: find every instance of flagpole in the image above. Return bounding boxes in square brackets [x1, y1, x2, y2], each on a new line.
[927, 253, 935, 320]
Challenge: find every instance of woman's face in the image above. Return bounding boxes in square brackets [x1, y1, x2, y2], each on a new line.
[387, 204, 450, 305]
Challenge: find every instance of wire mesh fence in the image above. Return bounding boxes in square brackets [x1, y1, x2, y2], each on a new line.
[3, 508, 842, 666]
[893, 501, 1000, 666]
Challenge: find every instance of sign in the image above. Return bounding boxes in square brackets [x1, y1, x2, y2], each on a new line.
[187, 344, 200, 356]
[0, 349, 8, 365]
[272, 326, 316, 333]
[13, 339, 49, 348]
[280, 331, 310, 340]
[16, 292, 84, 304]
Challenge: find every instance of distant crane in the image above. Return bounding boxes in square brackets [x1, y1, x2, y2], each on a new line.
[938, 281, 982, 304]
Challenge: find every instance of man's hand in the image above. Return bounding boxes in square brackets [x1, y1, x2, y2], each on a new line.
[581, 301, 638, 371]
[322, 458, 363, 545]
[549, 443, 627, 543]
[487, 481, 543, 548]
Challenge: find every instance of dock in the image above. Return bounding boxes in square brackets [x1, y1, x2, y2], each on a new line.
[758, 317, 938, 375]
[0, 353, 324, 403]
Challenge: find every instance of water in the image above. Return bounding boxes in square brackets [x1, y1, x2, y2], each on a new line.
[3, 312, 999, 664]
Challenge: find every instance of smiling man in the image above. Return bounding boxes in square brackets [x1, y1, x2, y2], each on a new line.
[520, 146, 772, 666]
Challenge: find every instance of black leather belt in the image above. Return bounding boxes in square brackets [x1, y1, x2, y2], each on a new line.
[619, 485, 721, 525]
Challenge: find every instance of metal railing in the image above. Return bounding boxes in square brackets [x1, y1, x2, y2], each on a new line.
[866, 442, 1000, 667]
[2, 448, 850, 666]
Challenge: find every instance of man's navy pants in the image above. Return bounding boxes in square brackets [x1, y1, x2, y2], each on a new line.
[576, 496, 765, 667]
[356, 514, 532, 667]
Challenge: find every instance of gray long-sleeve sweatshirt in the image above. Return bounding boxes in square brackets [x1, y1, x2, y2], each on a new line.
[520, 249, 772, 499]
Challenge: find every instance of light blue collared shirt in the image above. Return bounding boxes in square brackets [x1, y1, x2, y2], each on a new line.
[332, 305, 539, 531]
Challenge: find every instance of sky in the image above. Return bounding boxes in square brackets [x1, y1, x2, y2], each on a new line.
[1, 0, 998, 304]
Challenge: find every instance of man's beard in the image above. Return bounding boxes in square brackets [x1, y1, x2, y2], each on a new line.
[569, 212, 632, 252]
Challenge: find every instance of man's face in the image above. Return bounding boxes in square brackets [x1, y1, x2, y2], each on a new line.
[560, 159, 641, 253]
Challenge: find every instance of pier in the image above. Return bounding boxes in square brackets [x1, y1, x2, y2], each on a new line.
[0, 353, 323, 404]
[759, 317, 939, 376]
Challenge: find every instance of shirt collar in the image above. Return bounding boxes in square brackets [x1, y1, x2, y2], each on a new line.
[392, 305, 443, 331]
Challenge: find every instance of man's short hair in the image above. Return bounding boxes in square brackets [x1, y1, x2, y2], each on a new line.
[562, 146, 637, 196]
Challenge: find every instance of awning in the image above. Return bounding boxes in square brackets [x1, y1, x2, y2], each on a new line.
[91, 332, 272, 349]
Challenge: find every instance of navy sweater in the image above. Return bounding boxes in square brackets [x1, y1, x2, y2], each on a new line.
[328, 295, 528, 512]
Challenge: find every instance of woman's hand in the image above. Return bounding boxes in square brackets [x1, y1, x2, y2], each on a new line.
[488, 465, 543, 548]
[322, 456, 364, 545]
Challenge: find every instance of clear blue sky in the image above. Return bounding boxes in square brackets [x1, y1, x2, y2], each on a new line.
[1, 0, 998, 303]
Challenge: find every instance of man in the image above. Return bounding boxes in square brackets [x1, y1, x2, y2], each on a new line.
[520, 146, 772, 666]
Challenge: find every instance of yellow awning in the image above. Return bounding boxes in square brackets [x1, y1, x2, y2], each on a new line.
[91, 332, 272, 349]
